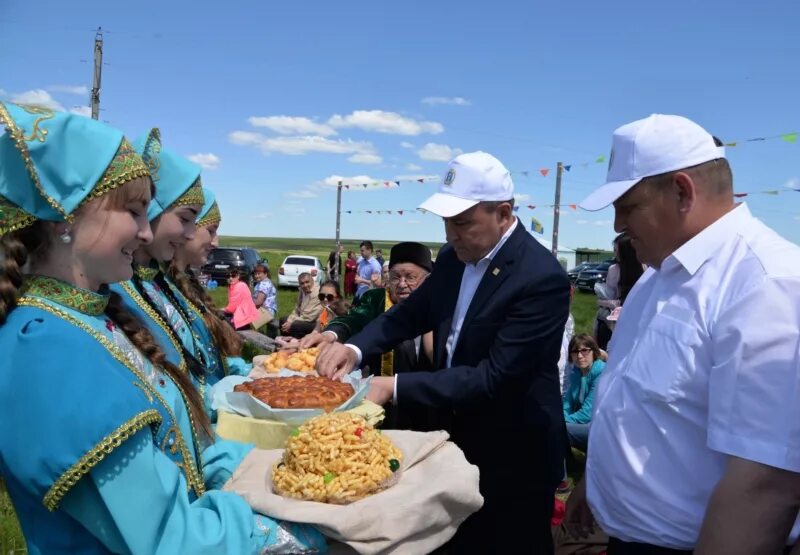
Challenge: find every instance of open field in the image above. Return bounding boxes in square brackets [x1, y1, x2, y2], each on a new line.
[1, 236, 597, 549]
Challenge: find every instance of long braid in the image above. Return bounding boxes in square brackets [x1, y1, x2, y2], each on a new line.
[166, 262, 243, 356]
[0, 223, 49, 324]
[105, 292, 213, 441]
[130, 273, 206, 381]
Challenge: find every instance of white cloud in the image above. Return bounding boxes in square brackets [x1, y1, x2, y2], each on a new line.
[421, 96, 471, 106]
[322, 175, 378, 187]
[10, 89, 64, 110]
[252, 212, 274, 219]
[783, 177, 799, 189]
[49, 85, 89, 96]
[284, 190, 318, 199]
[328, 110, 443, 136]
[69, 105, 92, 117]
[405, 163, 422, 171]
[229, 131, 376, 156]
[576, 219, 589, 225]
[187, 152, 221, 170]
[592, 220, 613, 227]
[417, 142, 463, 162]
[348, 153, 383, 165]
[514, 193, 531, 202]
[400, 141, 415, 149]
[247, 115, 336, 137]
[286, 207, 307, 214]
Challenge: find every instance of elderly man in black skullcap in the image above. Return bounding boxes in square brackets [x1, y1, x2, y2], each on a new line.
[299, 242, 440, 429]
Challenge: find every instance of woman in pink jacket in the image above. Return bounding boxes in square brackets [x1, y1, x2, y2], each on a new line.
[224, 269, 259, 330]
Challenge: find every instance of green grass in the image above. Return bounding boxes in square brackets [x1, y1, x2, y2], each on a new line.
[0, 237, 598, 549]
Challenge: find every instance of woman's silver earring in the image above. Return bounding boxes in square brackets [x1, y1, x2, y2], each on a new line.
[60, 231, 72, 244]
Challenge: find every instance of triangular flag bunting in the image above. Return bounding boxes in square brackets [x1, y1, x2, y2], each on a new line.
[522, 171, 529, 177]
[417, 178, 424, 183]
[527, 204, 535, 209]
[345, 185, 350, 189]
[564, 165, 571, 171]
[513, 206, 520, 213]
[764, 190, 780, 195]
[366, 210, 372, 214]
[782, 133, 798, 143]
[569, 204, 578, 210]
[362, 184, 368, 188]
[746, 138, 766, 142]
[733, 193, 748, 198]
[346, 210, 352, 214]
[398, 210, 404, 215]
[725, 142, 737, 147]
[387, 210, 393, 214]
[595, 155, 606, 163]
[395, 181, 400, 186]
[540, 168, 549, 177]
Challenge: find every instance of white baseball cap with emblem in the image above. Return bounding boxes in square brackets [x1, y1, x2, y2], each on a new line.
[580, 114, 726, 211]
[418, 151, 514, 218]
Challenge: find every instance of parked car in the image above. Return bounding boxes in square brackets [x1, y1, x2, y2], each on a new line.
[575, 261, 613, 292]
[278, 255, 325, 287]
[567, 262, 598, 283]
[201, 247, 265, 285]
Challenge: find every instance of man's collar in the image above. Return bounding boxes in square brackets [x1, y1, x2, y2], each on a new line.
[470, 217, 518, 267]
[665, 203, 751, 275]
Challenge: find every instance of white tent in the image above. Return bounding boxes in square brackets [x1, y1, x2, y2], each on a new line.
[531, 234, 576, 270]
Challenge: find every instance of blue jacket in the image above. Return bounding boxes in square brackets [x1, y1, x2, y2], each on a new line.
[563, 359, 605, 424]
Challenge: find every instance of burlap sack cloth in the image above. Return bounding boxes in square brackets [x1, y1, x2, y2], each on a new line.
[224, 430, 484, 554]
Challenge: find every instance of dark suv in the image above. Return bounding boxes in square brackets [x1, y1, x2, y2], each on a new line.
[201, 247, 265, 285]
[575, 260, 614, 292]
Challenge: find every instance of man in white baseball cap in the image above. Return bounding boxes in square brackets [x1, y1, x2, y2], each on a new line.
[566, 115, 800, 553]
[316, 150, 571, 553]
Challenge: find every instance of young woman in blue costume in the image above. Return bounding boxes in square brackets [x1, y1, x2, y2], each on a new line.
[166, 188, 252, 383]
[111, 130, 246, 420]
[0, 103, 326, 554]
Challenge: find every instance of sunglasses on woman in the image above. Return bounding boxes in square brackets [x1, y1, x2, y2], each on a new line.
[569, 347, 593, 356]
[318, 293, 337, 302]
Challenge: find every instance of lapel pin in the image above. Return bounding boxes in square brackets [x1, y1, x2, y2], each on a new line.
[492, 267, 500, 276]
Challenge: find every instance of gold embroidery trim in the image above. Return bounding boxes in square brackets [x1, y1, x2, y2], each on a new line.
[166, 279, 218, 382]
[19, 105, 55, 142]
[0, 103, 71, 222]
[43, 409, 162, 511]
[0, 195, 37, 235]
[16, 297, 206, 499]
[119, 281, 188, 374]
[172, 178, 205, 208]
[81, 138, 150, 207]
[197, 201, 221, 228]
[122, 279, 208, 455]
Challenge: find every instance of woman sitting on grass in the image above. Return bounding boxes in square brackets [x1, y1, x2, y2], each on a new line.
[563, 334, 606, 452]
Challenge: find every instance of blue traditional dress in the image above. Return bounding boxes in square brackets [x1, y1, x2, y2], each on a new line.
[0, 104, 326, 553]
[0, 276, 325, 554]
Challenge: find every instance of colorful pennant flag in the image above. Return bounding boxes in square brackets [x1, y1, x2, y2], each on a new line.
[764, 190, 780, 195]
[417, 178, 425, 183]
[398, 210, 404, 215]
[596, 156, 606, 163]
[564, 165, 571, 172]
[540, 169, 549, 177]
[782, 133, 798, 143]
[569, 204, 578, 210]
[530, 216, 544, 234]
[733, 193, 748, 198]
[522, 171, 529, 177]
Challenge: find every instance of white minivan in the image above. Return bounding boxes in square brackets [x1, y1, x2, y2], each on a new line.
[278, 255, 325, 287]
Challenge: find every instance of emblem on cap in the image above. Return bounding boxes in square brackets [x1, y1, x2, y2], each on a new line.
[444, 168, 456, 186]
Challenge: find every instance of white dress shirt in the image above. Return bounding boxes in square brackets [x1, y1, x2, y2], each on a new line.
[444, 217, 518, 368]
[587, 204, 800, 549]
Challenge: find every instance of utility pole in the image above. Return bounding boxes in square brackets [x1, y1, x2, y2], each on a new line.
[551, 161, 563, 257]
[334, 181, 342, 276]
[90, 27, 103, 120]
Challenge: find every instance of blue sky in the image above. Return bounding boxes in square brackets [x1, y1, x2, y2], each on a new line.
[2, 0, 798, 250]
